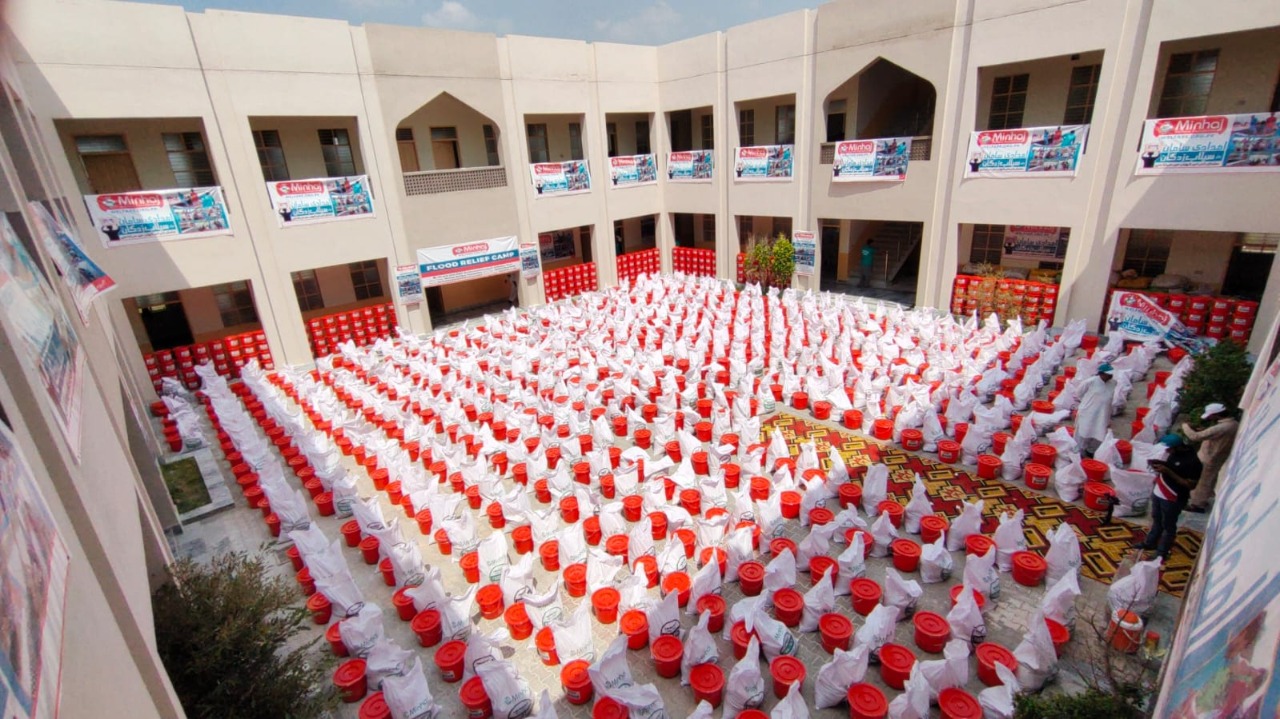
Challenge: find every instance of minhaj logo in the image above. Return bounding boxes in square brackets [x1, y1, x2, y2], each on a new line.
[610, 156, 635, 167]
[739, 147, 767, 158]
[97, 193, 163, 210]
[837, 141, 875, 154]
[1154, 117, 1228, 136]
[978, 130, 1028, 145]
[453, 243, 487, 255]
[275, 181, 324, 195]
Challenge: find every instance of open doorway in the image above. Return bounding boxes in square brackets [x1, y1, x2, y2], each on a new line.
[135, 292, 194, 351]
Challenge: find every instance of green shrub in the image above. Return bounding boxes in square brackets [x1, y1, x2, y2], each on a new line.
[153, 551, 337, 719]
[1178, 339, 1252, 426]
[1015, 685, 1147, 719]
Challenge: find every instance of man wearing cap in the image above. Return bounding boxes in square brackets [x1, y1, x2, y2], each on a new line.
[1135, 434, 1202, 560]
[1182, 402, 1239, 513]
[1074, 363, 1115, 456]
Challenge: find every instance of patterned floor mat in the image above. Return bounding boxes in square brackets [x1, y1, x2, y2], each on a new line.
[763, 413, 1201, 597]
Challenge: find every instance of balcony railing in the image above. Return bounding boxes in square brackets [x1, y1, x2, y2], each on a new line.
[403, 166, 508, 196]
[820, 136, 932, 164]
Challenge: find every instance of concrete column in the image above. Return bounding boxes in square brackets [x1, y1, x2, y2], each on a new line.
[795, 9, 818, 292]
[715, 32, 732, 280]
[498, 39, 545, 309]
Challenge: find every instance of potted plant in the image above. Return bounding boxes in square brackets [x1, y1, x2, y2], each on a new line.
[743, 232, 796, 289]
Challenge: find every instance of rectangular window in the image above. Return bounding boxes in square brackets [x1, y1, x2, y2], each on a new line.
[738, 109, 755, 147]
[291, 269, 324, 312]
[348, 260, 384, 301]
[702, 214, 716, 245]
[1063, 64, 1101, 125]
[253, 130, 290, 181]
[737, 215, 753, 244]
[213, 281, 258, 327]
[395, 128, 419, 173]
[776, 104, 796, 145]
[526, 123, 549, 163]
[774, 217, 792, 238]
[430, 127, 460, 170]
[969, 224, 1005, 265]
[318, 128, 357, 177]
[1158, 49, 1218, 118]
[607, 122, 618, 157]
[74, 134, 141, 194]
[700, 114, 714, 150]
[482, 124, 500, 166]
[1122, 229, 1173, 277]
[635, 120, 651, 155]
[568, 122, 584, 161]
[162, 132, 216, 187]
[987, 74, 1029, 130]
[826, 100, 847, 142]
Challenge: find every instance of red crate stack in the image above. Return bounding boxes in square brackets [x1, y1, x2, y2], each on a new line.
[544, 262, 598, 302]
[616, 248, 661, 284]
[305, 302, 399, 358]
[950, 274, 1057, 324]
[736, 253, 746, 284]
[1104, 289, 1256, 346]
[141, 328, 275, 394]
[672, 247, 716, 277]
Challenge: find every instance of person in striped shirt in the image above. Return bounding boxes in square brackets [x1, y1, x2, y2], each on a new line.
[1135, 434, 1202, 561]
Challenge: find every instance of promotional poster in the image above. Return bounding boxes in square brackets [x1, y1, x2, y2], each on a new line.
[964, 125, 1089, 177]
[666, 150, 714, 182]
[733, 145, 794, 181]
[519, 242, 541, 280]
[417, 237, 519, 288]
[27, 203, 115, 323]
[266, 176, 375, 227]
[0, 422, 70, 719]
[1001, 225, 1068, 261]
[830, 138, 912, 182]
[792, 230, 816, 276]
[1104, 290, 1206, 352]
[529, 161, 592, 196]
[393, 264, 424, 305]
[1136, 112, 1280, 175]
[84, 186, 231, 246]
[607, 155, 658, 188]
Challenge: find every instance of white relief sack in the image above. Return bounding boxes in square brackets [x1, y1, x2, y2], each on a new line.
[1013, 611, 1059, 691]
[763, 547, 797, 600]
[1107, 557, 1161, 617]
[746, 599, 798, 661]
[1054, 460, 1087, 503]
[477, 532, 511, 584]
[946, 499, 984, 551]
[853, 603, 899, 655]
[917, 638, 970, 700]
[523, 581, 565, 630]
[798, 566, 836, 633]
[439, 586, 477, 642]
[814, 644, 870, 709]
[723, 526, 755, 584]
[340, 603, 386, 658]
[1044, 522, 1081, 586]
[406, 565, 447, 612]
[903, 476, 932, 534]
[724, 637, 768, 719]
[476, 658, 533, 719]
[1040, 572, 1082, 629]
[656, 537, 688, 577]
[587, 547, 624, 593]
[796, 522, 835, 569]
[963, 545, 1001, 601]
[977, 663, 1019, 719]
[589, 634, 635, 697]
[462, 628, 507, 682]
[919, 534, 953, 584]
[500, 554, 536, 605]
[380, 657, 441, 719]
[558, 522, 588, 566]
[771, 680, 809, 719]
[886, 665, 930, 719]
[869, 510, 898, 558]
[629, 517, 655, 564]
[861, 464, 889, 516]
[883, 568, 922, 619]
[607, 683, 668, 719]
[1111, 468, 1155, 518]
[946, 585, 987, 645]
[366, 638, 415, 690]
[679, 610, 719, 686]
[836, 532, 867, 592]
[686, 559, 722, 616]
[551, 603, 596, 664]
[647, 587, 681, 643]
[993, 510, 1026, 573]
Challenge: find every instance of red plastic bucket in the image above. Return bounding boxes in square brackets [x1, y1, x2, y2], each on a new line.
[877, 500, 905, 528]
[913, 611, 951, 653]
[791, 391, 809, 411]
[850, 578, 882, 615]
[819, 612, 853, 653]
[1029, 444, 1056, 468]
[1083, 481, 1116, 511]
[460, 676, 492, 718]
[772, 587, 804, 627]
[1082, 458, 1109, 483]
[634, 555, 659, 588]
[844, 409, 864, 429]
[812, 400, 833, 420]
[1011, 551, 1048, 586]
[976, 454, 1002, 479]
[965, 534, 995, 558]
[1046, 617, 1071, 656]
[695, 593, 726, 633]
[975, 643, 1017, 686]
[411, 609, 442, 647]
[1024, 463, 1051, 490]
[341, 519, 363, 547]
[992, 432, 1011, 456]
[920, 514, 949, 545]
[810, 555, 837, 584]
[539, 541, 561, 572]
[770, 655, 806, 698]
[937, 439, 961, 464]
[434, 639, 467, 682]
[605, 535, 630, 565]
[651, 634, 683, 678]
[891, 538, 922, 573]
[661, 571, 691, 607]
[878, 643, 916, 690]
[938, 687, 982, 719]
[512, 526, 533, 554]
[690, 663, 725, 707]
[620, 609, 649, 650]
[327, 622, 347, 657]
[837, 482, 863, 508]
[460, 552, 480, 583]
[477, 584, 504, 619]
[536, 626, 559, 666]
[769, 537, 797, 560]
[730, 620, 756, 659]
[334, 658, 368, 703]
[505, 603, 533, 640]
[949, 585, 987, 612]
[592, 587, 621, 624]
[564, 563, 588, 597]
[392, 587, 416, 621]
[739, 560, 765, 596]
[779, 490, 801, 519]
[561, 660, 593, 705]
[873, 419, 894, 440]
[307, 593, 331, 624]
[847, 683, 888, 719]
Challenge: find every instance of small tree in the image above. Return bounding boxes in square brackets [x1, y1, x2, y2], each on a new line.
[153, 551, 337, 719]
[743, 233, 796, 289]
[1178, 339, 1252, 426]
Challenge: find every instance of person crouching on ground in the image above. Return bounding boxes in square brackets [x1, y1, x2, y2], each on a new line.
[1135, 434, 1201, 560]
[1181, 402, 1240, 513]
[1074, 363, 1114, 456]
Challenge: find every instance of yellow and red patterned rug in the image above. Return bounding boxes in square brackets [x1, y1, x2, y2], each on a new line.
[763, 413, 1200, 597]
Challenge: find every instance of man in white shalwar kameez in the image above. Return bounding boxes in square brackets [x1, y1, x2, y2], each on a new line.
[1074, 364, 1114, 456]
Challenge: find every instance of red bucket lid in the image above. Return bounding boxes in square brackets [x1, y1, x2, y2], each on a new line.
[913, 611, 950, 638]
[851, 578, 882, 600]
[689, 662, 724, 694]
[334, 658, 367, 685]
[592, 587, 620, 609]
[921, 514, 948, 529]
[696, 593, 726, 615]
[662, 571, 691, 593]
[847, 683, 888, 716]
[891, 538, 921, 557]
[564, 564, 587, 582]
[1013, 551, 1047, 571]
[477, 584, 503, 605]
[651, 634, 683, 662]
[411, 609, 440, 632]
[434, 639, 466, 667]
[593, 697, 627, 719]
[738, 561, 765, 582]
[358, 692, 390, 719]
[459, 676, 489, 707]
[731, 620, 754, 645]
[620, 610, 648, 635]
[560, 659, 591, 688]
[819, 613, 853, 639]
[770, 655, 805, 683]
[938, 687, 982, 718]
[975, 642, 1016, 669]
[773, 588, 804, 613]
[978, 454, 1002, 466]
[539, 541, 559, 557]
[879, 643, 916, 673]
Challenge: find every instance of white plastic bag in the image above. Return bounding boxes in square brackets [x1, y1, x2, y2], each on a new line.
[993, 510, 1026, 573]
[686, 559, 722, 615]
[647, 587, 681, 643]
[1111, 468, 1155, 517]
[1044, 523, 1081, 586]
[477, 532, 510, 584]
[917, 638, 970, 700]
[798, 566, 836, 633]
[870, 510, 898, 558]
[746, 599, 798, 661]
[607, 683, 668, 719]
[836, 532, 867, 591]
[680, 610, 719, 685]
[589, 634, 634, 698]
[886, 664, 930, 719]
[1013, 611, 1059, 691]
[530, 689, 560, 719]
[977, 662, 1018, 719]
[724, 637, 768, 718]
[946, 499, 984, 552]
[853, 603, 899, 655]
[723, 525, 754, 584]
[964, 545, 1001, 601]
[1107, 557, 1161, 616]
[340, 603, 385, 657]
[883, 568, 922, 619]
[861, 464, 889, 516]
[1040, 572, 1081, 629]
[551, 603, 595, 663]
[463, 628, 507, 682]
[365, 638, 415, 690]
[814, 644, 869, 708]
[380, 656, 441, 719]
[763, 547, 797, 599]
[771, 680, 808, 719]
[796, 522, 835, 569]
[903, 476, 932, 534]
[919, 535, 953, 584]
[439, 586, 476, 641]
[946, 585, 987, 645]
[523, 581, 565, 629]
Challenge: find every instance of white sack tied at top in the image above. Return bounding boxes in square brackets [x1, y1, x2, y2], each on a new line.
[869, 510, 899, 558]
[964, 544, 1001, 601]
[381, 656, 441, 719]
[918, 638, 970, 701]
[462, 628, 509, 682]
[724, 638, 768, 718]
[920, 534, 953, 584]
[1014, 610, 1059, 691]
[902, 475, 932, 534]
[798, 566, 837, 633]
[588, 634, 635, 699]
[946, 499, 984, 552]
[883, 568, 923, 619]
[1040, 571, 1082, 630]
[854, 603, 899, 655]
[745, 596, 798, 662]
[814, 643, 870, 709]
[993, 509, 1027, 573]
[476, 657, 533, 719]
[886, 664, 931, 719]
[680, 610, 720, 686]
[1044, 522, 1081, 586]
[861, 463, 890, 517]
[1108, 556, 1162, 617]
[947, 584, 987, 645]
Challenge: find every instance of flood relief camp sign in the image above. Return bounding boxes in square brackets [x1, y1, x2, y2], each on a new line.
[667, 150, 713, 182]
[1136, 112, 1280, 174]
[85, 186, 232, 246]
[266, 176, 375, 227]
[964, 124, 1088, 177]
[417, 237, 519, 288]
[830, 138, 911, 182]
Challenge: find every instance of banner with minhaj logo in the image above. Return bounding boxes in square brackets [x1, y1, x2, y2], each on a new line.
[1136, 113, 1280, 175]
[963, 125, 1089, 178]
[417, 236, 519, 288]
[266, 175, 375, 227]
[84, 186, 232, 246]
